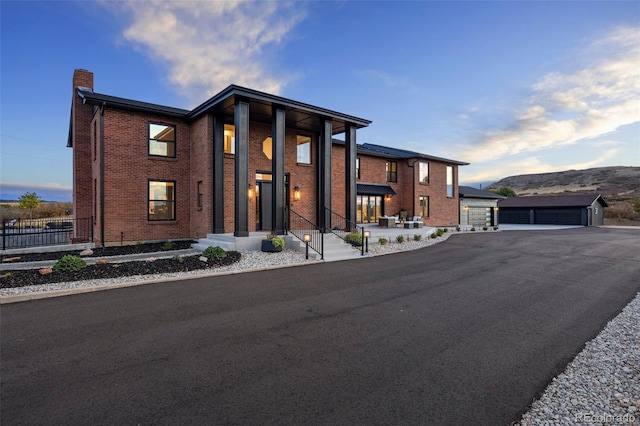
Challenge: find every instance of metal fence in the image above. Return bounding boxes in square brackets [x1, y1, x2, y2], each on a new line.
[1, 217, 93, 250]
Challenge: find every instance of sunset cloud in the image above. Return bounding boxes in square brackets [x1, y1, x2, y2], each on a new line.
[107, 1, 306, 102]
[456, 26, 640, 165]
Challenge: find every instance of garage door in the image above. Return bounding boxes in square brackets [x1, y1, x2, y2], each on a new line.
[468, 208, 491, 227]
[499, 209, 530, 224]
[535, 208, 584, 225]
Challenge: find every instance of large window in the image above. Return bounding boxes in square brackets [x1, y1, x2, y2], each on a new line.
[446, 165, 454, 197]
[419, 162, 429, 184]
[297, 135, 311, 164]
[149, 123, 176, 157]
[224, 124, 235, 154]
[149, 180, 175, 221]
[386, 161, 397, 182]
[419, 196, 430, 217]
[356, 157, 360, 179]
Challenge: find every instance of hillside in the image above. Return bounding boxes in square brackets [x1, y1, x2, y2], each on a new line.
[486, 166, 640, 201]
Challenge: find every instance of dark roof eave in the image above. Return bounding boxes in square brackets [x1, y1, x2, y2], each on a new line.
[188, 85, 372, 128]
[77, 89, 190, 118]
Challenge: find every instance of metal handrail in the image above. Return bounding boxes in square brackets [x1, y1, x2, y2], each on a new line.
[324, 208, 366, 255]
[286, 207, 323, 260]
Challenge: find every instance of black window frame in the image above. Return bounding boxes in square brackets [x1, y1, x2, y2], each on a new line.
[419, 161, 429, 184]
[197, 180, 203, 211]
[148, 179, 176, 221]
[419, 195, 430, 218]
[446, 165, 454, 198]
[148, 122, 176, 158]
[386, 161, 397, 183]
[296, 134, 312, 165]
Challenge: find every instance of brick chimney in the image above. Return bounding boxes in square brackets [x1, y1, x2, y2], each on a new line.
[70, 69, 95, 228]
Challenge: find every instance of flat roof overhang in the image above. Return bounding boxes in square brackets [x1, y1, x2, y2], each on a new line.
[188, 85, 371, 134]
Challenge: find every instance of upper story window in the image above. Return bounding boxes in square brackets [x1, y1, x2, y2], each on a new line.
[224, 124, 235, 154]
[148, 180, 175, 221]
[149, 123, 176, 158]
[263, 137, 273, 159]
[386, 161, 397, 182]
[419, 162, 429, 184]
[446, 165, 454, 197]
[297, 135, 311, 164]
[356, 157, 360, 179]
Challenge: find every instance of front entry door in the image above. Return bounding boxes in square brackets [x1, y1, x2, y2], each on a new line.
[257, 181, 272, 231]
[256, 173, 290, 232]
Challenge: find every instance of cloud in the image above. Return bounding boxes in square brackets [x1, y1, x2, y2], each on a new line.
[460, 148, 620, 184]
[457, 26, 640, 164]
[107, 1, 306, 102]
[0, 182, 72, 202]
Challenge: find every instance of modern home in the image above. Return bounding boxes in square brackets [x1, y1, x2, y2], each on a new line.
[458, 186, 506, 227]
[497, 193, 608, 226]
[68, 69, 468, 247]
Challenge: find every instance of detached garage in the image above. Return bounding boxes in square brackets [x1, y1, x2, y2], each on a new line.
[498, 193, 608, 226]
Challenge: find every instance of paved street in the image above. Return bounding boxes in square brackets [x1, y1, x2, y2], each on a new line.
[2, 227, 639, 425]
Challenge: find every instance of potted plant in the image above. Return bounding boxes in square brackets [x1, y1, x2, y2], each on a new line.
[261, 234, 285, 252]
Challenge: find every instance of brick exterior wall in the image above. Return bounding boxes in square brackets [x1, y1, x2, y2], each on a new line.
[71, 70, 462, 245]
[190, 114, 213, 239]
[100, 109, 191, 245]
[71, 70, 94, 228]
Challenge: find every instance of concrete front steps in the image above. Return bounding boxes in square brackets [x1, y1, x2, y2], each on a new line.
[192, 231, 363, 262]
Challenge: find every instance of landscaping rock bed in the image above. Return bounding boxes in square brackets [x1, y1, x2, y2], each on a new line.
[0, 249, 241, 288]
[1, 240, 196, 263]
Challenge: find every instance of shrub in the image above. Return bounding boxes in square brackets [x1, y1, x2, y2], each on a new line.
[493, 226, 499, 230]
[173, 254, 184, 263]
[163, 241, 175, 251]
[396, 235, 405, 243]
[436, 228, 444, 237]
[345, 232, 362, 246]
[266, 234, 285, 248]
[431, 232, 438, 239]
[414, 234, 422, 241]
[378, 237, 389, 245]
[483, 226, 488, 231]
[471, 227, 476, 232]
[456, 226, 461, 232]
[443, 228, 448, 233]
[203, 246, 227, 260]
[54, 255, 87, 272]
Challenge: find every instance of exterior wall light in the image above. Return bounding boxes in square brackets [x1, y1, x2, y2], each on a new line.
[294, 186, 301, 201]
[385, 194, 392, 202]
[303, 233, 312, 259]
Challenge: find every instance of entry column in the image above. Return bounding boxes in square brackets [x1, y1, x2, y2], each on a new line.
[234, 98, 250, 237]
[318, 118, 332, 232]
[345, 124, 357, 225]
[271, 105, 286, 234]
[212, 114, 225, 234]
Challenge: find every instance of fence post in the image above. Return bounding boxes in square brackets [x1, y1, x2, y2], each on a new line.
[2, 219, 5, 251]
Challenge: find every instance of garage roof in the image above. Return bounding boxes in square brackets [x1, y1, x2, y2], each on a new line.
[498, 193, 608, 208]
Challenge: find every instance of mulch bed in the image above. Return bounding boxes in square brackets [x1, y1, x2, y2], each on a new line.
[0, 241, 242, 289]
[1, 240, 197, 263]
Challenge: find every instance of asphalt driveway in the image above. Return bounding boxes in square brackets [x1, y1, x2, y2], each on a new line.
[2, 227, 639, 425]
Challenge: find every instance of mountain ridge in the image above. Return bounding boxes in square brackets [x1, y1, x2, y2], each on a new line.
[485, 166, 640, 201]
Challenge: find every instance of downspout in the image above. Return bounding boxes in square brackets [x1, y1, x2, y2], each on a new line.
[100, 102, 105, 247]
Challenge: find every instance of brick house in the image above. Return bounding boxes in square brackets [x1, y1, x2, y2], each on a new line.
[68, 69, 467, 246]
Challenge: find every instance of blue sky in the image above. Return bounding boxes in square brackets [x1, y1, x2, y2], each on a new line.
[1, 1, 639, 201]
